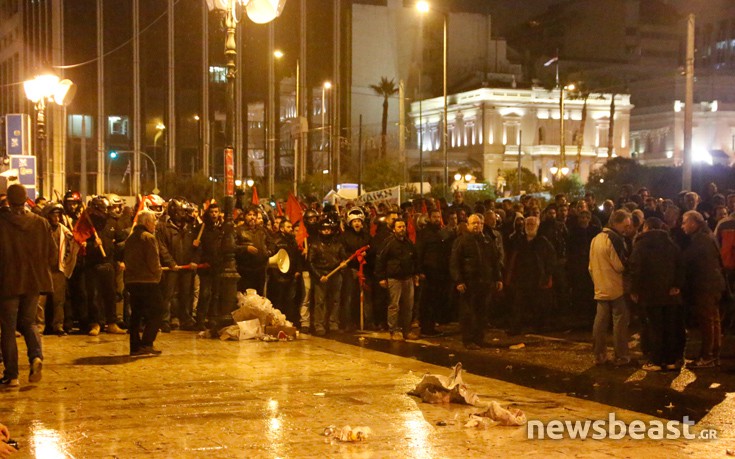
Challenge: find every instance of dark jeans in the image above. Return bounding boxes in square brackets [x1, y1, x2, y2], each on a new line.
[341, 269, 374, 329]
[197, 271, 221, 325]
[644, 303, 685, 366]
[459, 282, 491, 345]
[313, 274, 342, 333]
[127, 283, 164, 352]
[420, 270, 448, 333]
[84, 262, 117, 326]
[161, 270, 194, 325]
[1, 295, 43, 379]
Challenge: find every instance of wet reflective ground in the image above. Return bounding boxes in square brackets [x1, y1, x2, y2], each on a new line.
[0, 333, 729, 458]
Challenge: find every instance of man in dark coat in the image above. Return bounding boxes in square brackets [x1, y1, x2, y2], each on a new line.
[234, 206, 272, 294]
[267, 219, 302, 325]
[451, 213, 503, 349]
[193, 203, 223, 331]
[0, 184, 55, 386]
[416, 209, 451, 336]
[505, 216, 556, 335]
[681, 210, 726, 367]
[308, 216, 347, 335]
[375, 219, 418, 340]
[628, 217, 685, 371]
[340, 209, 372, 330]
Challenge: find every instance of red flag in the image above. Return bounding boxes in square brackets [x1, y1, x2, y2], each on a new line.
[296, 219, 308, 249]
[276, 200, 284, 217]
[286, 193, 303, 224]
[421, 200, 428, 215]
[251, 186, 260, 206]
[73, 209, 95, 250]
[407, 213, 417, 243]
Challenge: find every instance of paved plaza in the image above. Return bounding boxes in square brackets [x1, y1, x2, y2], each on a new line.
[1, 332, 732, 458]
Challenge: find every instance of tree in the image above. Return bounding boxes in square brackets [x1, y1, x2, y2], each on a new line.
[369, 77, 398, 159]
[361, 157, 403, 191]
[502, 167, 542, 194]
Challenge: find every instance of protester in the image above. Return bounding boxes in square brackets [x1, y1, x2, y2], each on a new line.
[124, 210, 164, 356]
[0, 184, 54, 386]
[589, 209, 632, 366]
[450, 214, 503, 349]
[681, 210, 726, 368]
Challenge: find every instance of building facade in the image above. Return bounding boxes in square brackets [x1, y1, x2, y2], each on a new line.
[409, 86, 633, 189]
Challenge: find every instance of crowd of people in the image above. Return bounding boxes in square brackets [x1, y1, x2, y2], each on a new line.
[1, 179, 734, 389]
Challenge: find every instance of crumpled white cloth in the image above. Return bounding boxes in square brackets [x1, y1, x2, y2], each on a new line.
[231, 289, 292, 328]
[408, 363, 480, 406]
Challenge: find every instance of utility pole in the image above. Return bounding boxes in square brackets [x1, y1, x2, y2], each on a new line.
[683, 13, 695, 191]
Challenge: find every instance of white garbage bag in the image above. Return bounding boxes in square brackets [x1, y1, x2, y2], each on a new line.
[232, 289, 292, 328]
[408, 363, 480, 406]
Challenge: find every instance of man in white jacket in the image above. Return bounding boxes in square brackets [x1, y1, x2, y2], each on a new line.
[589, 209, 632, 365]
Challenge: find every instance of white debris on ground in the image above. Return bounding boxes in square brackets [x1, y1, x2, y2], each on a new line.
[218, 289, 294, 340]
[408, 363, 480, 405]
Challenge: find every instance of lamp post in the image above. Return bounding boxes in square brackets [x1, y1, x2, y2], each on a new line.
[321, 81, 332, 177]
[109, 150, 159, 194]
[206, 0, 287, 334]
[558, 83, 575, 175]
[153, 122, 165, 188]
[23, 73, 76, 198]
[417, 1, 448, 195]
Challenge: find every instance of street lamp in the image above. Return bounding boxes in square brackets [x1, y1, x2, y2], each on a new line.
[153, 122, 165, 183]
[417, 1, 448, 195]
[206, 0, 287, 334]
[559, 83, 575, 175]
[321, 81, 332, 177]
[23, 72, 76, 197]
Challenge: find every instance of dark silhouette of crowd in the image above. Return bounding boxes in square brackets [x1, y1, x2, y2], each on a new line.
[2, 180, 734, 388]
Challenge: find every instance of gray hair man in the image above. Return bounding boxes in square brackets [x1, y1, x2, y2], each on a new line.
[589, 209, 632, 366]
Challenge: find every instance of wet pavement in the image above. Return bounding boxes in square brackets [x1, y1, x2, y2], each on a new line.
[0, 331, 733, 458]
[331, 325, 735, 424]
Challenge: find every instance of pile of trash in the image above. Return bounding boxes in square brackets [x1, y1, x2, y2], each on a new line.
[218, 289, 294, 341]
[409, 363, 527, 428]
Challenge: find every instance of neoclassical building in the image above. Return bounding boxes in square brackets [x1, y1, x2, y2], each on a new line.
[408, 86, 633, 190]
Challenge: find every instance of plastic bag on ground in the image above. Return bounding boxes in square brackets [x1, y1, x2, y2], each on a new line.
[408, 363, 480, 406]
[218, 319, 262, 341]
[231, 289, 292, 328]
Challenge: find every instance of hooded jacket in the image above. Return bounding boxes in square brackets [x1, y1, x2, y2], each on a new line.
[0, 208, 56, 296]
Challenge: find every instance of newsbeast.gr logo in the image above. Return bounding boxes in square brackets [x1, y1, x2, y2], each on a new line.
[527, 414, 718, 440]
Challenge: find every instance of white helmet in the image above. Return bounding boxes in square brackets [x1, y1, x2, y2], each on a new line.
[346, 208, 365, 225]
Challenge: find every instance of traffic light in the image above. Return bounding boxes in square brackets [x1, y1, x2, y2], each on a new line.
[109, 150, 118, 159]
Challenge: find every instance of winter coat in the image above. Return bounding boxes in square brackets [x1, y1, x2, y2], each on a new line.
[416, 223, 451, 275]
[682, 227, 726, 296]
[83, 213, 125, 266]
[234, 225, 271, 270]
[375, 235, 417, 281]
[0, 208, 56, 296]
[124, 225, 162, 284]
[589, 228, 627, 300]
[156, 217, 197, 268]
[271, 232, 302, 280]
[505, 235, 556, 289]
[197, 222, 224, 270]
[627, 229, 684, 305]
[341, 227, 371, 271]
[450, 232, 502, 286]
[308, 234, 347, 278]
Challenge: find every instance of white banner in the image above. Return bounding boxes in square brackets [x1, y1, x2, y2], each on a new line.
[356, 186, 401, 207]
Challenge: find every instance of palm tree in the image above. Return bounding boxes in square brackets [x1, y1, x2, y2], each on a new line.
[370, 77, 398, 158]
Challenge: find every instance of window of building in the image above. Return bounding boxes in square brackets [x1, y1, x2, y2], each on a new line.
[538, 126, 545, 144]
[107, 115, 128, 137]
[68, 114, 94, 138]
[209, 66, 227, 84]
